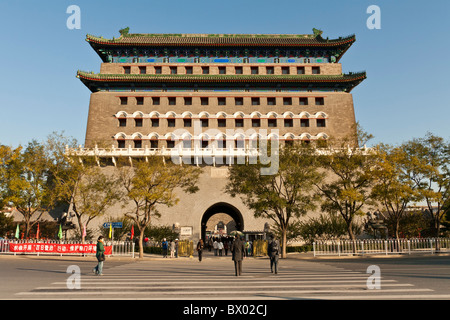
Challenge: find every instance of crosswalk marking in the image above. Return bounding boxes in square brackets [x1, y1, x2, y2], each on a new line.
[14, 259, 442, 300]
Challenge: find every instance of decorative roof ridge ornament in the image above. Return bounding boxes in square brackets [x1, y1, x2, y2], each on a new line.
[119, 27, 130, 37]
[313, 28, 323, 38]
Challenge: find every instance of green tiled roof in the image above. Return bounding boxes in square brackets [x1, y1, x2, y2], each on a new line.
[86, 29, 355, 47]
[76, 70, 366, 93]
[77, 71, 366, 83]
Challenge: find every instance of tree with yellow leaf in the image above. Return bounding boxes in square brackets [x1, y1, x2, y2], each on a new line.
[370, 144, 421, 238]
[116, 158, 201, 259]
[315, 126, 377, 242]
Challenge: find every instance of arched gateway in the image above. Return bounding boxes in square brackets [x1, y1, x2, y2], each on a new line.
[201, 202, 244, 241]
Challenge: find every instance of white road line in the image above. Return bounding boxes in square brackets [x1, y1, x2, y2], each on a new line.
[35, 282, 408, 290]
[50, 279, 398, 285]
[16, 288, 433, 296]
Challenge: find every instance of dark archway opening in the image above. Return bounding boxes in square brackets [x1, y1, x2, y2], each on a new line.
[201, 202, 244, 241]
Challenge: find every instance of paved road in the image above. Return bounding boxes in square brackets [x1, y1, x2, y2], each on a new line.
[1, 252, 449, 300]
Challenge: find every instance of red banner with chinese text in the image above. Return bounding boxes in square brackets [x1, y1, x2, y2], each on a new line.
[8, 243, 112, 255]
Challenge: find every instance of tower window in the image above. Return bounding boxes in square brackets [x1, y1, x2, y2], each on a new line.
[235, 97, 243, 105]
[235, 119, 244, 127]
[251, 97, 260, 105]
[283, 97, 292, 105]
[268, 119, 277, 127]
[134, 140, 142, 148]
[317, 119, 326, 127]
[184, 97, 192, 105]
[218, 97, 226, 106]
[218, 119, 226, 127]
[120, 97, 128, 105]
[136, 97, 144, 105]
[266, 67, 274, 74]
[139, 66, 146, 74]
[117, 140, 125, 148]
[201, 97, 209, 105]
[155, 66, 162, 74]
[170, 67, 177, 74]
[183, 118, 192, 127]
[152, 97, 160, 105]
[284, 119, 293, 127]
[134, 118, 143, 127]
[118, 118, 127, 127]
[219, 66, 226, 74]
[267, 97, 276, 105]
[251, 67, 259, 74]
[202, 66, 209, 74]
[185, 66, 193, 74]
[300, 119, 310, 127]
[315, 97, 325, 105]
[123, 66, 131, 74]
[167, 119, 176, 127]
[297, 67, 305, 74]
[200, 119, 209, 127]
[312, 66, 321, 74]
[252, 119, 261, 127]
[282, 67, 290, 74]
[299, 97, 308, 105]
[235, 67, 243, 74]
[167, 140, 175, 149]
[168, 97, 176, 105]
[150, 140, 158, 149]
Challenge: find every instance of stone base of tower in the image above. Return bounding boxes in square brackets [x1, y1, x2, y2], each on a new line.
[69, 165, 271, 242]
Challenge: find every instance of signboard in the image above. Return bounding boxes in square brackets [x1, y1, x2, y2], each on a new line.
[180, 227, 193, 236]
[9, 243, 112, 255]
[103, 222, 123, 229]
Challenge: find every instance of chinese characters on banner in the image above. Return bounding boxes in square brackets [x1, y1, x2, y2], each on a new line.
[9, 243, 112, 255]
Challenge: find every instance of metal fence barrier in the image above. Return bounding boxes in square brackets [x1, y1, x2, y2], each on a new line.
[0, 239, 135, 258]
[177, 240, 194, 257]
[253, 240, 268, 257]
[313, 238, 450, 256]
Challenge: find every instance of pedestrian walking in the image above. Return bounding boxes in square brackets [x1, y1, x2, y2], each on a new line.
[197, 239, 204, 262]
[244, 240, 250, 257]
[93, 236, 105, 276]
[218, 240, 224, 256]
[213, 239, 218, 256]
[224, 240, 229, 256]
[175, 239, 179, 258]
[231, 235, 245, 276]
[268, 235, 280, 274]
[162, 238, 168, 258]
[170, 240, 175, 258]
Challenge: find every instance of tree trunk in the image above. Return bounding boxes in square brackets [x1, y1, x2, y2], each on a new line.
[138, 228, 145, 259]
[281, 227, 287, 258]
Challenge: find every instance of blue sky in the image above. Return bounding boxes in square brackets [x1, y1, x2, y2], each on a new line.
[1, 0, 449, 148]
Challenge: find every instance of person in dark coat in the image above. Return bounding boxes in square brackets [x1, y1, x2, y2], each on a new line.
[268, 235, 280, 274]
[197, 239, 204, 262]
[93, 236, 105, 276]
[231, 235, 245, 276]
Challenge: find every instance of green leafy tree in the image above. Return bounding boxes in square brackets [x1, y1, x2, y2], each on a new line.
[315, 126, 377, 242]
[402, 133, 450, 237]
[0, 144, 21, 210]
[293, 213, 361, 244]
[116, 158, 200, 259]
[226, 144, 323, 258]
[47, 133, 122, 242]
[371, 144, 421, 238]
[4, 141, 52, 238]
